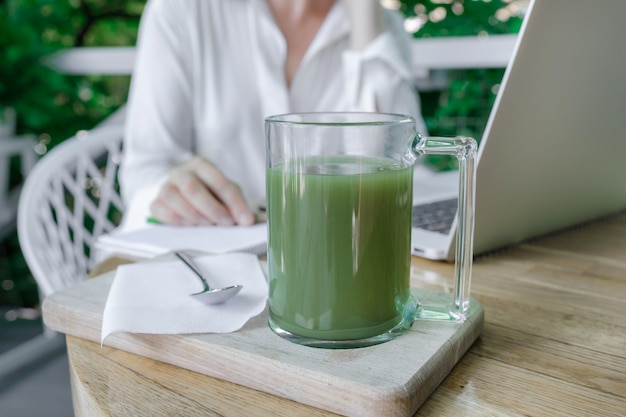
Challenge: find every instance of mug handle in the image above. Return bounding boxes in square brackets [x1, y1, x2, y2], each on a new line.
[412, 134, 478, 321]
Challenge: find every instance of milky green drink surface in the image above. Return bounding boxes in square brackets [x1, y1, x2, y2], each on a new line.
[267, 156, 413, 341]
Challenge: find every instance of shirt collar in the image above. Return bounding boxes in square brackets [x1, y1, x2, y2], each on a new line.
[304, 1, 350, 61]
[249, 0, 350, 59]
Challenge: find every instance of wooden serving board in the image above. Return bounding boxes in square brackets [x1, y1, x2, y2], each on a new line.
[43, 269, 483, 417]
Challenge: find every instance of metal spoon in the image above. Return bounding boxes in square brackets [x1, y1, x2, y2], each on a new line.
[174, 251, 243, 304]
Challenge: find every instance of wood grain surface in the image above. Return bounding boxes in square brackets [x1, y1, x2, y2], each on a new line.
[46, 213, 626, 416]
[44, 259, 483, 417]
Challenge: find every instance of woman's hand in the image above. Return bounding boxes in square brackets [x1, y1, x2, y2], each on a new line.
[150, 156, 255, 227]
[343, 0, 387, 51]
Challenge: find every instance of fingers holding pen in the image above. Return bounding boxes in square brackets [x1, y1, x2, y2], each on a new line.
[187, 157, 255, 226]
[149, 156, 255, 227]
[151, 181, 215, 226]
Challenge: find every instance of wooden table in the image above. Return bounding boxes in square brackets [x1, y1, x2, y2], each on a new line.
[49, 214, 626, 416]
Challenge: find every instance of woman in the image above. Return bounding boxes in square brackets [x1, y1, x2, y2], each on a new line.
[120, 0, 426, 230]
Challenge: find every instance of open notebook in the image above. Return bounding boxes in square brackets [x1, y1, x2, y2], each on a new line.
[96, 223, 267, 260]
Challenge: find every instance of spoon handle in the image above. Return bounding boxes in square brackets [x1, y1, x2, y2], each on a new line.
[174, 251, 211, 292]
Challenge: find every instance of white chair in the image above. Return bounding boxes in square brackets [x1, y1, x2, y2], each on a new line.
[0, 124, 125, 378]
[18, 124, 125, 298]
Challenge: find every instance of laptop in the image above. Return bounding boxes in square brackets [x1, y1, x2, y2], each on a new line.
[411, 0, 626, 260]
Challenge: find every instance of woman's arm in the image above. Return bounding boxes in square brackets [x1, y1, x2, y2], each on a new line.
[121, 0, 253, 228]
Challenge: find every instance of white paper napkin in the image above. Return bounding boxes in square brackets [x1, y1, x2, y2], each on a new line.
[101, 253, 268, 344]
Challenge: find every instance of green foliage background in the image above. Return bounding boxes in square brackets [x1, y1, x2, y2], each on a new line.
[0, 0, 146, 308]
[0, 0, 523, 308]
[0, 0, 145, 153]
[0, 0, 525, 156]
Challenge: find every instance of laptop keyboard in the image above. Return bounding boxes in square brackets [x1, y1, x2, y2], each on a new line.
[412, 198, 458, 235]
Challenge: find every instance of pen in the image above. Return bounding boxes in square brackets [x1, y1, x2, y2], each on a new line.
[146, 206, 266, 225]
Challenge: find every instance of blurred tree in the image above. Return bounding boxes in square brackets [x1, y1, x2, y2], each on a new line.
[0, 0, 145, 307]
[0, 0, 146, 153]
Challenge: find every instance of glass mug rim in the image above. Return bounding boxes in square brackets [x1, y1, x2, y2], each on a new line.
[265, 111, 415, 127]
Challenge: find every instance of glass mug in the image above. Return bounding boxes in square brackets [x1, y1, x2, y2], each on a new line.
[265, 112, 476, 348]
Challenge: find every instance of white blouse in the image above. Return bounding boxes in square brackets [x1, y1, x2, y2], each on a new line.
[120, 0, 426, 230]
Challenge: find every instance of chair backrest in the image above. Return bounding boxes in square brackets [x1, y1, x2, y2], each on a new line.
[17, 125, 125, 297]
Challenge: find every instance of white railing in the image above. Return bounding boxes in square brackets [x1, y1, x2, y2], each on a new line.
[410, 34, 516, 74]
[44, 46, 137, 76]
[410, 34, 516, 90]
[44, 34, 517, 89]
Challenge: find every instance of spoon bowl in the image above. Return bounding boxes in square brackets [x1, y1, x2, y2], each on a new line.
[174, 251, 243, 304]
